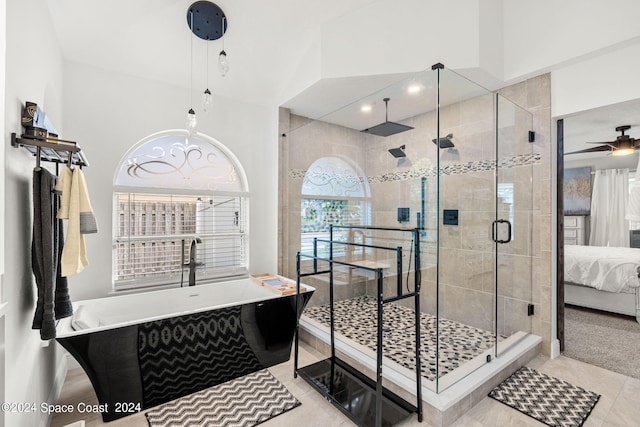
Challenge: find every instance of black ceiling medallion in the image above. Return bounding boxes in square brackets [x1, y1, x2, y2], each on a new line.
[186, 1, 227, 41]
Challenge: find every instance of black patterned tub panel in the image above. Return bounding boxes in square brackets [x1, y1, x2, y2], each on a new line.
[56, 292, 312, 422]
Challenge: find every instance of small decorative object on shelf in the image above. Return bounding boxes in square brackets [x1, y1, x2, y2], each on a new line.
[21, 101, 43, 127]
[23, 126, 48, 139]
[251, 273, 307, 295]
[11, 101, 89, 168]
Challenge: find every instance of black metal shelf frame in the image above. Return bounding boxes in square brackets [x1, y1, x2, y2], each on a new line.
[11, 132, 89, 169]
[294, 224, 423, 426]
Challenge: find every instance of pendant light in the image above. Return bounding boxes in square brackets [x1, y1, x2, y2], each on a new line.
[202, 40, 213, 112]
[186, 9, 197, 132]
[218, 16, 229, 77]
[186, 2, 228, 119]
[202, 88, 212, 112]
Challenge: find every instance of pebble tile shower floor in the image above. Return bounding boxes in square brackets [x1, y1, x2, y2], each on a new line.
[303, 296, 496, 381]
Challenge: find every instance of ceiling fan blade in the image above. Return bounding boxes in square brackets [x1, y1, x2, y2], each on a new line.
[585, 141, 615, 144]
[565, 145, 612, 155]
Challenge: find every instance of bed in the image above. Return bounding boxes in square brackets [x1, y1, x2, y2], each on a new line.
[564, 245, 640, 323]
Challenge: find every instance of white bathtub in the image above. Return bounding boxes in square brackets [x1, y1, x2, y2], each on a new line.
[57, 278, 312, 337]
[55, 277, 314, 422]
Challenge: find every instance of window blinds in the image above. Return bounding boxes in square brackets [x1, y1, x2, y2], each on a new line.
[113, 192, 248, 290]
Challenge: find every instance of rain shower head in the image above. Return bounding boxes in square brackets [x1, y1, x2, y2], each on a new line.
[361, 98, 414, 137]
[432, 133, 455, 148]
[388, 145, 406, 158]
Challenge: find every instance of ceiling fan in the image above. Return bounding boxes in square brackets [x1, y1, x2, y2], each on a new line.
[566, 125, 639, 156]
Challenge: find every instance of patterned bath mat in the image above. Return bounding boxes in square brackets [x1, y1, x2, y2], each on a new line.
[489, 366, 600, 427]
[145, 369, 300, 427]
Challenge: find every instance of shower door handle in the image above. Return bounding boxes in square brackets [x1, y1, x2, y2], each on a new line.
[492, 219, 512, 244]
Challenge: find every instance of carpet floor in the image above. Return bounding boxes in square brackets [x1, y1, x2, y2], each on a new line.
[564, 305, 640, 379]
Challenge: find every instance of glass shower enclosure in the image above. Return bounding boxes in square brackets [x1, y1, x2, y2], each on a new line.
[283, 63, 535, 424]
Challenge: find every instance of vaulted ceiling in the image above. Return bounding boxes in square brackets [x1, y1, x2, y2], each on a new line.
[46, 0, 640, 152]
[46, 0, 378, 108]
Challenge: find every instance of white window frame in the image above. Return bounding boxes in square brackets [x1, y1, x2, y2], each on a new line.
[112, 130, 249, 292]
[300, 156, 371, 260]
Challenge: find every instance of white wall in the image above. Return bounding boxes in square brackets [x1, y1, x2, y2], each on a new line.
[0, 0, 5, 281]
[315, 0, 640, 119]
[320, 0, 482, 78]
[478, 0, 503, 80]
[4, 0, 68, 426]
[61, 61, 278, 301]
[503, 0, 640, 122]
[0, 1, 6, 426]
[503, 0, 640, 81]
[551, 42, 640, 118]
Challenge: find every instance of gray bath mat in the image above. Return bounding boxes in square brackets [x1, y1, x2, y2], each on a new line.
[145, 369, 300, 427]
[489, 366, 600, 427]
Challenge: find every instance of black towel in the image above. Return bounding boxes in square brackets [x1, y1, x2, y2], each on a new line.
[31, 168, 73, 340]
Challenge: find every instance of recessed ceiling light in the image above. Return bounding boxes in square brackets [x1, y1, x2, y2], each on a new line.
[361, 104, 372, 113]
[407, 84, 422, 94]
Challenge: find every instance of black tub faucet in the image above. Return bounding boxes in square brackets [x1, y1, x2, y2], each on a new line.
[181, 237, 202, 287]
[189, 237, 202, 286]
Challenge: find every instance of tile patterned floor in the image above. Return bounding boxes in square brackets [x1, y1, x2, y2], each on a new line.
[303, 296, 496, 381]
[50, 345, 640, 427]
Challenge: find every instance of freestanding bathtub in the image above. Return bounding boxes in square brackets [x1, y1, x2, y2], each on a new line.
[55, 278, 314, 421]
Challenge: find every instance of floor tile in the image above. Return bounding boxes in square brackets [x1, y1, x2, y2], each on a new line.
[601, 377, 640, 426]
[50, 342, 638, 427]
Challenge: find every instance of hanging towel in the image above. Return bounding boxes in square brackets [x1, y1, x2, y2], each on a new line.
[32, 168, 73, 340]
[55, 166, 72, 219]
[59, 167, 97, 276]
[77, 168, 98, 234]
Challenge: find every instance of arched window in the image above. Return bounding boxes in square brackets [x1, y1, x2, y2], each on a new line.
[113, 130, 249, 291]
[301, 157, 370, 256]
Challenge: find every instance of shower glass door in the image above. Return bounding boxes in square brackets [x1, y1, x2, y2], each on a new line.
[495, 94, 534, 356]
[435, 67, 498, 392]
[434, 68, 534, 392]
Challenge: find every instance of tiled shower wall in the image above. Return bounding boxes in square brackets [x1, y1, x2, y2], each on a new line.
[499, 74, 552, 355]
[279, 74, 552, 355]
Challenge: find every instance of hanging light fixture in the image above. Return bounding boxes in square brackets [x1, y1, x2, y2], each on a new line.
[186, 9, 197, 132]
[218, 16, 229, 77]
[202, 41, 213, 112]
[186, 2, 228, 119]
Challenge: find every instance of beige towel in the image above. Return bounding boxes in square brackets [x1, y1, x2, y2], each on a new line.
[77, 169, 98, 234]
[54, 167, 72, 219]
[60, 168, 97, 276]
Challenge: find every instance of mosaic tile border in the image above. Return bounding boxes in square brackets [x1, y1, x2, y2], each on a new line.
[290, 153, 541, 184]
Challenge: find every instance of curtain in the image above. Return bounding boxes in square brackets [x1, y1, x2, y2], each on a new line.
[626, 156, 640, 224]
[589, 168, 629, 247]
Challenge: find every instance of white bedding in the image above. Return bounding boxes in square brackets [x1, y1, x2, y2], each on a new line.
[564, 245, 640, 292]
